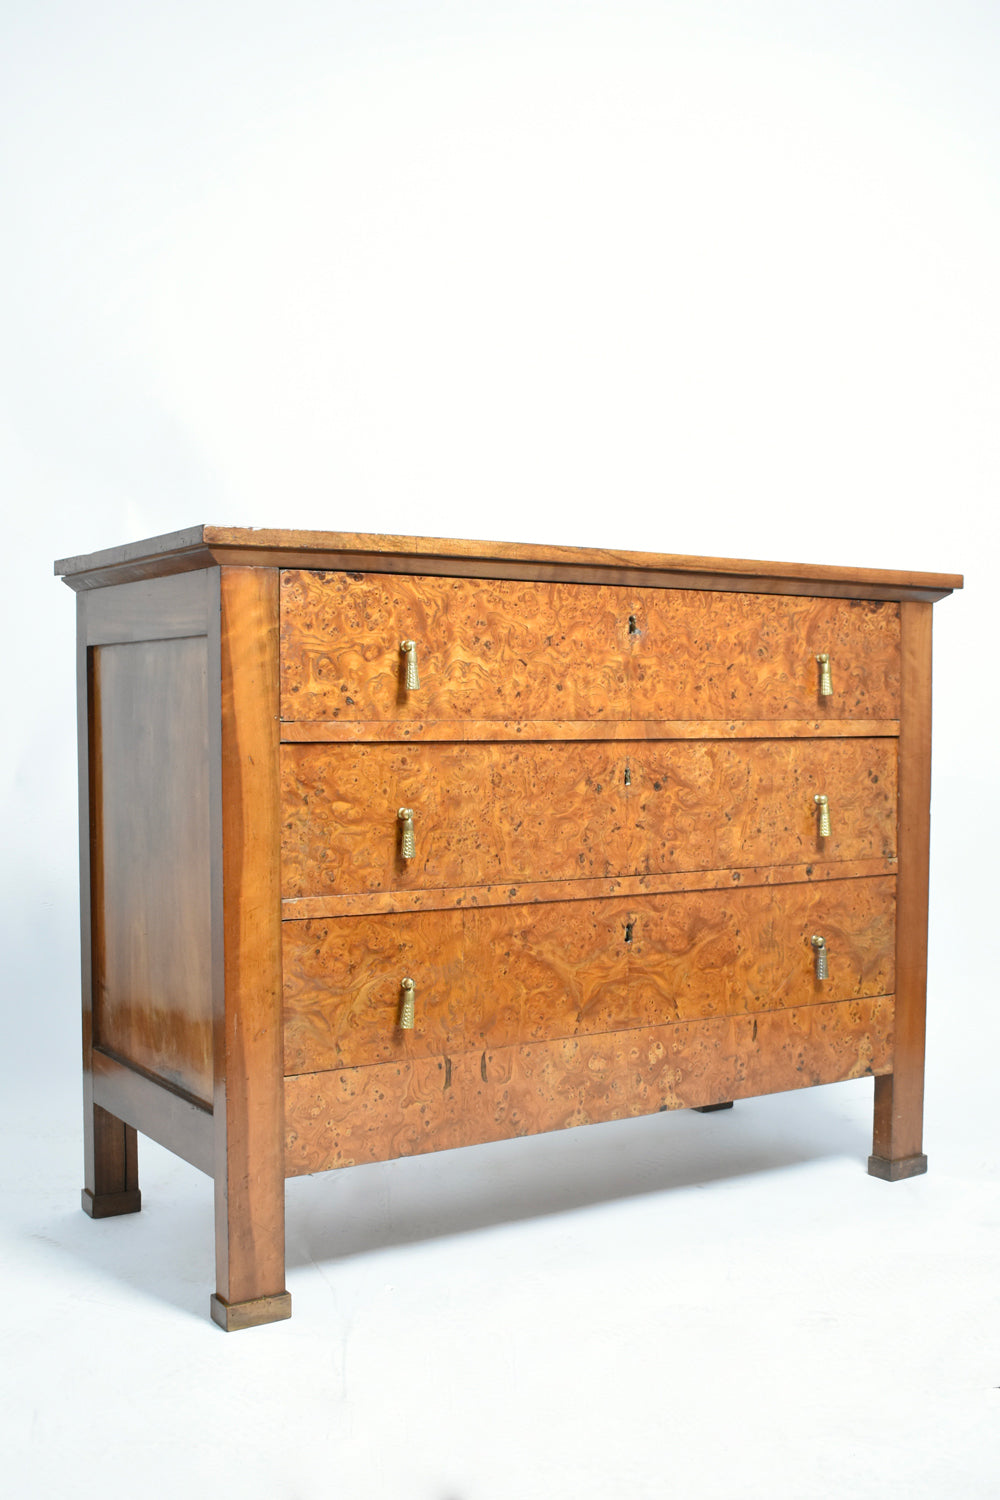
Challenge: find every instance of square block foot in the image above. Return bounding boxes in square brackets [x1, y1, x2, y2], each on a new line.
[81, 1187, 142, 1218]
[693, 1102, 734, 1113]
[868, 1153, 928, 1182]
[210, 1291, 292, 1332]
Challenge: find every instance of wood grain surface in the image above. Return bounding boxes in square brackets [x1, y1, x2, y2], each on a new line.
[89, 636, 214, 1104]
[283, 875, 894, 1073]
[627, 875, 894, 1023]
[633, 738, 897, 873]
[56, 524, 962, 604]
[281, 740, 629, 896]
[281, 858, 898, 921]
[280, 570, 630, 722]
[92, 1047, 214, 1176]
[873, 600, 934, 1172]
[282, 737, 896, 897]
[280, 573, 903, 723]
[284, 995, 894, 1173]
[631, 589, 900, 719]
[79, 572, 216, 1217]
[284, 908, 469, 1072]
[212, 565, 287, 1313]
[281, 717, 901, 743]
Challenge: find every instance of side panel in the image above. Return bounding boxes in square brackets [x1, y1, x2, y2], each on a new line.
[80, 570, 215, 1213]
[90, 635, 213, 1104]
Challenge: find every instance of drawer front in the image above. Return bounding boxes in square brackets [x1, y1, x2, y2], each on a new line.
[630, 589, 900, 720]
[284, 900, 631, 1073]
[633, 738, 897, 873]
[284, 908, 469, 1072]
[285, 995, 895, 1173]
[628, 875, 895, 1017]
[283, 876, 895, 1073]
[282, 738, 895, 897]
[281, 740, 630, 896]
[280, 570, 630, 722]
[281, 571, 900, 725]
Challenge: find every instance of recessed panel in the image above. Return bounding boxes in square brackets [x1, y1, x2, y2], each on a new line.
[91, 637, 213, 1104]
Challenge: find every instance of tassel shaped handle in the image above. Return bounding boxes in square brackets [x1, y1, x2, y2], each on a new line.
[399, 977, 415, 1030]
[400, 639, 420, 690]
[816, 653, 833, 697]
[811, 934, 828, 981]
[815, 793, 831, 838]
[397, 807, 415, 860]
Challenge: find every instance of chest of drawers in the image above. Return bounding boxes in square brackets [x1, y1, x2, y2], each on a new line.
[55, 527, 961, 1329]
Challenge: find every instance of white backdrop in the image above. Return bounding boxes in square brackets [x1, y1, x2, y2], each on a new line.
[2, 4, 997, 1496]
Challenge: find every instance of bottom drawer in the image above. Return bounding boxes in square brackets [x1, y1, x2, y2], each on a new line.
[284, 995, 894, 1174]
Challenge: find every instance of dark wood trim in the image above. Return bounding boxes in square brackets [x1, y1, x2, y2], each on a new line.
[55, 524, 963, 602]
[211, 566, 288, 1321]
[82, 1183, 141, 1218]
[210, 1291, 292, 1332]
[81, 1106, 141, 1217]
[55, 525, 214, 588]
[867, 1151, 928, 1181]
[83, 569, 213, 644]
[870, 600, 933, 1179]
[92, 1049, 214, 1176]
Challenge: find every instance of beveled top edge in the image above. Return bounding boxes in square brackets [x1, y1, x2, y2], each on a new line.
[54, 524, 210, 579]
[54, 523, 964, 594]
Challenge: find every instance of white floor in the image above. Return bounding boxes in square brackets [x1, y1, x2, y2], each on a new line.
[5, 1061, 998, 1500]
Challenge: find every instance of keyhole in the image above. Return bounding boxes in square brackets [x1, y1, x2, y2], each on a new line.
[624, 921, 634, 944]
[624, 764, 632, 787]
[628, 615, 639, 635]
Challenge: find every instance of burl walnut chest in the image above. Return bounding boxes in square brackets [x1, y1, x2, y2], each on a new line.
[55, 527, 961, 1329]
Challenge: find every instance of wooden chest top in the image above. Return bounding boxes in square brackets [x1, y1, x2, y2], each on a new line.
[55, 524, 961, 601]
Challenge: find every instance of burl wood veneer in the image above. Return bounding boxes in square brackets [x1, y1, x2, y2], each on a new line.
[55, 528, 961, 1328]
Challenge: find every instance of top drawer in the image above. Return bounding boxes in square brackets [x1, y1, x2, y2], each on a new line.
[279, 571, 900, 723]
[281, 571, 630, 722]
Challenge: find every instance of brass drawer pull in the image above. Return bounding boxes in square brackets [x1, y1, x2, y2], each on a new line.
[400, 639, 420, 690]
[814, 793, 831, 838]
[397, 807, 415, 860]
[816, 653, 833, 697]
[811, 934, 828, 981]
[399, 977, 416, 1030]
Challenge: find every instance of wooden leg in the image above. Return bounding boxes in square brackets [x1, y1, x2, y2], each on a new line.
[693, 1102, 734, 1113]
[208, 1098, 290, 1332]
[82, 1102, 141, 1218]
[210, 1146, 289, 1331]
[209, 566, 290, 1331]
[869, 602, 932, 1184]
[869, 1074, 927, 1180]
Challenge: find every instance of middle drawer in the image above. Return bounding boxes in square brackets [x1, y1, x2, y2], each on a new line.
[281, 738, 897, 897]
